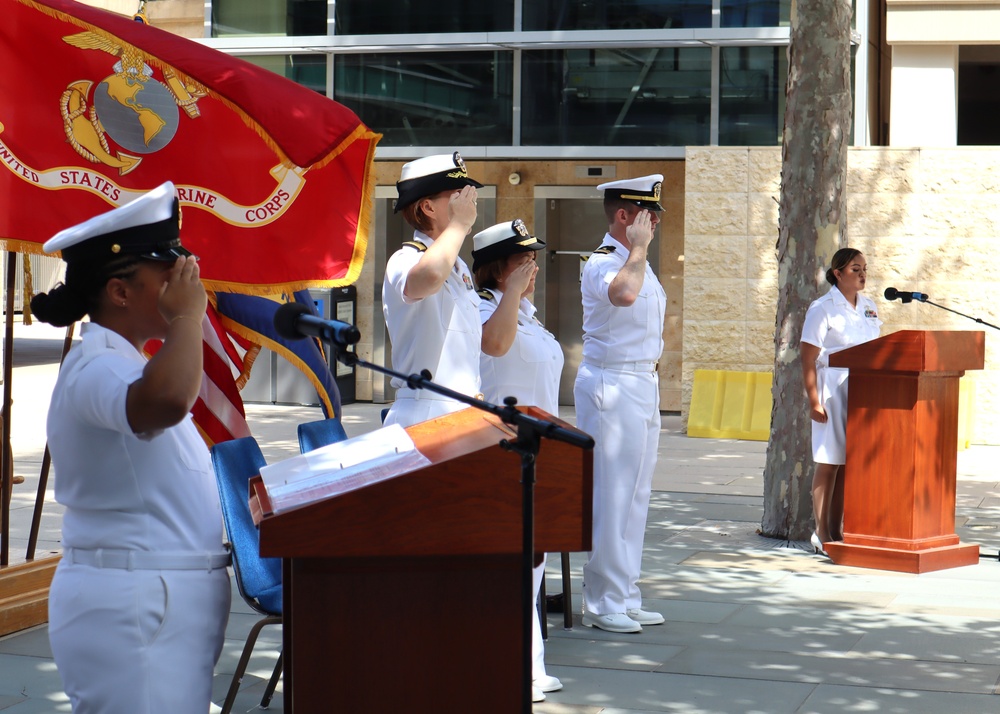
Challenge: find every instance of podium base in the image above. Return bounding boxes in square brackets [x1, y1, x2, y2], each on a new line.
[825, 541, 980, 573]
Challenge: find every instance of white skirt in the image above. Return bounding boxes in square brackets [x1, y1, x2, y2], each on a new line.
[811, 366, 849, 465]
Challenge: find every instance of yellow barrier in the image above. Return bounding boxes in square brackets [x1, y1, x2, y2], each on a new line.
[687, 369, 976, 448]
[687, 370, 772, 441]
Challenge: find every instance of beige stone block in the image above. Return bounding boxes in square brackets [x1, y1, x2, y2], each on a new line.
[661, 389, 682, 413]
[685, 149, 749, 193]
[683, 321, 746, 364]
[685, 279, 747, 321]
[684, 236, 747, 278]
[663, 314, 683, 353]
[918, 194, 1000, 238]
[748, 193, 780, 236]
[747, 235, 779, 280]
[685, 193, 748, 236]
[748, 148, 782, 194]
[662, 276, 684, 315]
[920, 149, 1000, 194]
[847, 193, 923, 238]
[747, 277, 779, 324]
[660, 351, 682, 388]
[745, 322, 777, 369]
[847, 148, 920, 194]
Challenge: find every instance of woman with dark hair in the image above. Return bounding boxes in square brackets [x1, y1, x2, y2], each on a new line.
[32, 182, 231, 713]
[472, 219, 565, 703]
[800, 248, 882, 555]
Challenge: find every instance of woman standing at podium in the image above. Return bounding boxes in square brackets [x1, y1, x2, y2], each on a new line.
[472, 219, 565, 703]
[800, 248, 882, 554]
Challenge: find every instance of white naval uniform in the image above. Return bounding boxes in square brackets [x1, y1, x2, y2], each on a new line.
[801, 285, 882, 465]
[574, 234, 666, 617]
[382, 232, 482, 428]
[479, 289, 565, 682]
[46, 323, 231, 714]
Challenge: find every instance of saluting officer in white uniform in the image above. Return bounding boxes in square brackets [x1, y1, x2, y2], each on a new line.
[472, 220, 564, 703]
[31, 182, 231, 714]
[383, 152, 482, 428]
[800, 248, 881, 554]
[576, 175, 667, 634]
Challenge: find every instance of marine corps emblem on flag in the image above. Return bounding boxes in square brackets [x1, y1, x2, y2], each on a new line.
[59, 32, 206, 175]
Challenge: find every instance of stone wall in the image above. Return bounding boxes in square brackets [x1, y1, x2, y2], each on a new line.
[684, 146, 1000, 444]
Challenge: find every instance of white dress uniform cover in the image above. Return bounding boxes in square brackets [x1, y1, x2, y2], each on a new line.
[382, 152, 484, 428]
[801, 284, 882, 464]
[37, 182, 231, 714]
[575, 175, 667, 623]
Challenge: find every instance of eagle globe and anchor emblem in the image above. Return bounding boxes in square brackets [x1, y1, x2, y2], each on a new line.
[59, 29, 205, 175]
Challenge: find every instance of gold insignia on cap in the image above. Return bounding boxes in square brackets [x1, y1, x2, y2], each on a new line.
[653, 182, 662, 200]
[517, 238, 535, 246]
[111, 244, 121, 253]
[513, 219, 530, 238]
[453, 151, 469, 177]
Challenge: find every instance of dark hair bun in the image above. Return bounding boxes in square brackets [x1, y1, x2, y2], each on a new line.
[825, 268, 837, 286]
[29, 284, 87, 328]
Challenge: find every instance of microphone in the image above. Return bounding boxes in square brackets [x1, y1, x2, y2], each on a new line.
[273, 301, 361, 346]
[884, 287, 928, 303]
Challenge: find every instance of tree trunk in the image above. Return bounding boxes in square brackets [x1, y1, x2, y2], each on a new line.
[761, 0, 853, 540]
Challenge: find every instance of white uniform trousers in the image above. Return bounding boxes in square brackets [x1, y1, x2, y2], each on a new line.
[531, 559, 548, 681]
[383, 390, 468, 429]
[48, 560, 231, 714]
[575, 362, 660, 616]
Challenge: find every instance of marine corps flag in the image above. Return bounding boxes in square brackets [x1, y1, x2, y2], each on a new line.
[0, 0, 380, 293]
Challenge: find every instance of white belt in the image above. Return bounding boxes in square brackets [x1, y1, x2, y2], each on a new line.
[65, 547, 231, 572]
[583, 358, 658, 373]
[395, 388, 484, 401]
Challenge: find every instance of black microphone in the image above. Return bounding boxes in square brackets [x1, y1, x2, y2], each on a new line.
[884, 287, 928, 303]
[273, 301, 361, 346]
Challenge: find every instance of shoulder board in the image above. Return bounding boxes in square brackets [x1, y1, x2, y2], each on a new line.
[593, 245, 616, 255]
[476, 288, 496, 301]
[402, 241, 427, 252]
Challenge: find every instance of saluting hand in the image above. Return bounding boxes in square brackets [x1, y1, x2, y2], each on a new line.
[626, 209, 655, 251]
[448, 185, 479, 235]
[158, 255, 207, 325]
[504, 259, 537, 298]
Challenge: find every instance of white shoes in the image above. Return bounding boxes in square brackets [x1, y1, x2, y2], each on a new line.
[534, 674, 562, 693]
[532, 686, 545, 702]
[582, 611, 642, 633]
[626, 608, 665, 625]
[810, 532, 829, 557]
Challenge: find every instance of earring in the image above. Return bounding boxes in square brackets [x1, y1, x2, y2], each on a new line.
[122, 301, 127, 307]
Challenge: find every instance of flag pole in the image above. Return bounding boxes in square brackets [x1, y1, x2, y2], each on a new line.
[1, 251, 16, 567]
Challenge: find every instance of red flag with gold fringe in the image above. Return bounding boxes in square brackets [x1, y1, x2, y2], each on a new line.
[0, 0, 380, 294]
[0, 0, 380, 443]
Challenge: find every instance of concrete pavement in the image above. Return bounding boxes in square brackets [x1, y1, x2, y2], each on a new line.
[3, 320, 1000, 713]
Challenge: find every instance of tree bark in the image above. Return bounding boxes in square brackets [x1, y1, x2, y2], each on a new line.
[761, 0, 853, 540]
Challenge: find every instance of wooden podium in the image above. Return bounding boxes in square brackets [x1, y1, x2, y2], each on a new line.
[250, 406, 593, 713]
[825, 330, 984, 573]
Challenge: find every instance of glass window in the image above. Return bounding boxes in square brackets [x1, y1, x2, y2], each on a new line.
[718, 47, 787, 145]
[721, 0, 791, 27]
[524, 1, 711, 30]
[334, 52, 513, 146]
[238, 55, 328, 95]
[214, 0, 326, 37]
[334, 0, 513, 34]
[521, 48, 711, 146]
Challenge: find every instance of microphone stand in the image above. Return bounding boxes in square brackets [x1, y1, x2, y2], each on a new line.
[330, 344, 594, 714]
[916, 298, 1000, 331]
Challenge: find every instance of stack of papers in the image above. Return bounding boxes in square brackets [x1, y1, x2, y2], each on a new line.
[259, 423, 431, 514]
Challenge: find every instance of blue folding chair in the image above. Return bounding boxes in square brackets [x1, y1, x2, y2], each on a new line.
[210, 436, 283, 713]
[296, 416, 349, 453]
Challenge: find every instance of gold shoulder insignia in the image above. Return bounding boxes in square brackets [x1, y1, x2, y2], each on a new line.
[593, 245, 616, 255]
[402, 241, 427, 252]
[477, 288, 496, 301]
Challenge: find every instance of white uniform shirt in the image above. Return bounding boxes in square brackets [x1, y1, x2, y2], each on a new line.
[47, 322, 225, 553]
[382, 232, 482, 397]
[478, 289, 564, 414]
[801, 285, 882, 368]
[580, 234, 666, 364]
